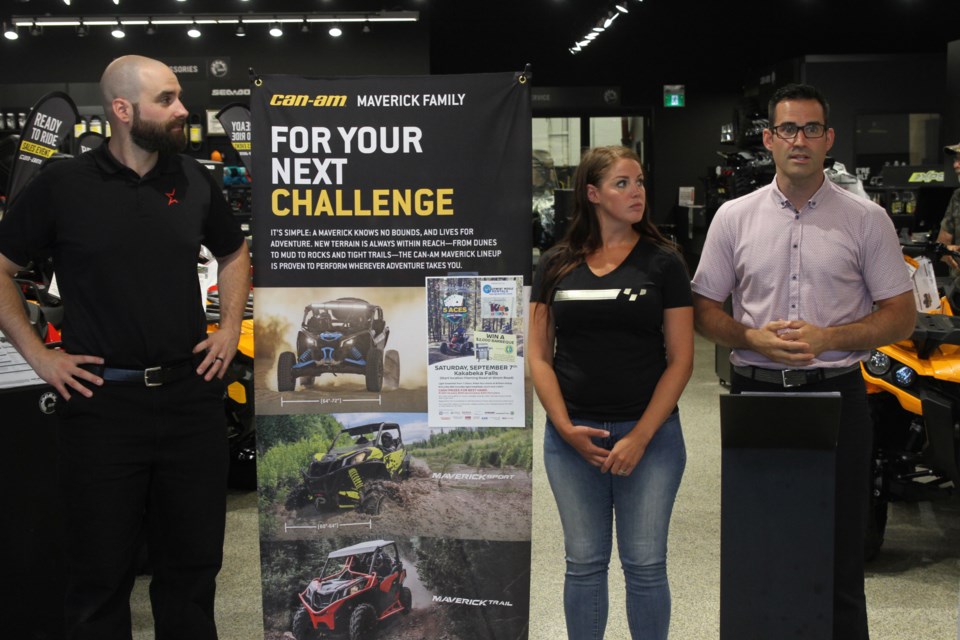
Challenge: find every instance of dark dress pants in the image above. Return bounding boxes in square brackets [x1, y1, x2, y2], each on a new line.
[56, 374, 228, 640]
[731, 369, 872, 640]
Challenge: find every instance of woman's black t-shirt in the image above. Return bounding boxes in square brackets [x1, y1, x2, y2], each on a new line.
[531, 240, 692, 421]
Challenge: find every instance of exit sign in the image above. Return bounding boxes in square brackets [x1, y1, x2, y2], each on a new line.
[664, 84, 685, 108]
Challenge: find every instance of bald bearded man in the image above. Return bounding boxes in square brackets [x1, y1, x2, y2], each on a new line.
[0, 55, 250, 639]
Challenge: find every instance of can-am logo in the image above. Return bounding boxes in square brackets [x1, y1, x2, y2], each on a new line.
[209, 59, 229, 78]
[39, 391, 58, 415]
[269, 94, 347, 107]
[212, 88, 251, 97]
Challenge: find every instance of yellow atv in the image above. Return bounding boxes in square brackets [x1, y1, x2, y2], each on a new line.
[286, 422, 410, 515]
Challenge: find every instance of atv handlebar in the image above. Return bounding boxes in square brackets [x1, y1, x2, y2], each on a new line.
[900, 240, 960, 264]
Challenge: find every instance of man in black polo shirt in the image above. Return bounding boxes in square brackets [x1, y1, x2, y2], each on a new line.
[0, 55, 250, 639]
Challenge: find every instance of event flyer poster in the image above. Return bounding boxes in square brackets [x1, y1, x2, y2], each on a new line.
[427, 276, 525, 428]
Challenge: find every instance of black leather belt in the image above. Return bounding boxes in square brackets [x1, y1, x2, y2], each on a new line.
[732, 363, 861, 388]
[82, 359, 196, 387]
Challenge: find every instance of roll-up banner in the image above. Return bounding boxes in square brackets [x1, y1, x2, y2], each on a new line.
[215, 103, 252, 174]
[75, 131, 105, 155]
[252, 72, 533, 640]
[5, 92, 79, 206]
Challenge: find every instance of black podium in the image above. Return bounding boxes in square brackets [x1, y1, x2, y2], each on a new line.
[719, 392, 842, 640]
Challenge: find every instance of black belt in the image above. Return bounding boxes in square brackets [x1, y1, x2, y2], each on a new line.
[732, 363, 861, 388]
[82, 359, 196, 387]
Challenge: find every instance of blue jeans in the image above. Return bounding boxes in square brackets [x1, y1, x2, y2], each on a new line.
[544, 412, 686, 640]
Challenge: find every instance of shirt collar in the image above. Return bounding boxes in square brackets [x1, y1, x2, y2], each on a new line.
[90, 143, 179, 180]
[769, 174, 833, 211]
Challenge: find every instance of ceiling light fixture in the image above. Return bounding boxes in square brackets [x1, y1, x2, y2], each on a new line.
[111, 21, 125, 38]
[269, 21, 283, 37]
[569, 3, 642, 54]
[187, 21, 201, 38]
[362, 21, 370, 33]
[300, 19, 310, 34]
[235, 23, 246, 37]
[3, 21, 18, 40]
[10, 11, 420, 34]
[76, 22, 87, 37]
[30, 21, 41, 36]
[145, 20, 156, 35]
[328, 24, 342, 37]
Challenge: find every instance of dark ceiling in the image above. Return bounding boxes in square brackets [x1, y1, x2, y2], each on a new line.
[9, 0, 960, 87]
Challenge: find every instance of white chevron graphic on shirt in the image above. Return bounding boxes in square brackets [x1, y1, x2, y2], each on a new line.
[554, 288, 647, 302]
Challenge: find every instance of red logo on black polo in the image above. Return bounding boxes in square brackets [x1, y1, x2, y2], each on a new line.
[165, 188, 179, 206]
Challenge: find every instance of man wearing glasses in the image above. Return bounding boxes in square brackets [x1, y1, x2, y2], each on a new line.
[691, 83, 914, 639]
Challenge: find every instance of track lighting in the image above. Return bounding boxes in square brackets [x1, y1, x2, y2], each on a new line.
[187, 21, 201, 38]
[3, 21, 19, 40]
[269, 21, 283, 37]
[76, 23, 88, 37]
[30, 21, 42, 36]
[111, 22, 125, 38]
[235, 23, 246, 37]
[8, 11, 420, 37]
[570, 2, 642, 54]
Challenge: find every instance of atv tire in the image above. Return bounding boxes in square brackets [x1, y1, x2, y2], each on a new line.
[349, 602, 377, 640]
[361, 482, 385, 515]
[292, 605, 320, 640]
[365, 347, 384, 392]
[277, 351, 297, 392]
[400, 586, 412, 614]
[285, 485, 310, 511]
[865, 495, 888, 561]
[865, 443, 889, 561]
[465, 340, 474, 355]
[440, 342, 448, 355]
[384, 349, 400, 389]
[295, 335, 315, 385]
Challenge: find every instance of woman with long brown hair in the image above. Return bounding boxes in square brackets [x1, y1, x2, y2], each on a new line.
[529, 146, 693, 639]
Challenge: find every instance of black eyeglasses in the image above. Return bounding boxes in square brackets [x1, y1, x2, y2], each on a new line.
[770, 122, 827, 140]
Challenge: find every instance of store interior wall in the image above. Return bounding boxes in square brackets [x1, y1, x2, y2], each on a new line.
[645, 88, 742, 224]
[802, 54, 947, 171]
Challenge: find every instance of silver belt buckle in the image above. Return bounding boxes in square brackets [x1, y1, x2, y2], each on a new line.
[781, 369, 805, 388]
[144, 366, 163, 387]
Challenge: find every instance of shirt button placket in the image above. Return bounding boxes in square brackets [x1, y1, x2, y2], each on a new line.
[789, 210, 801, 319]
